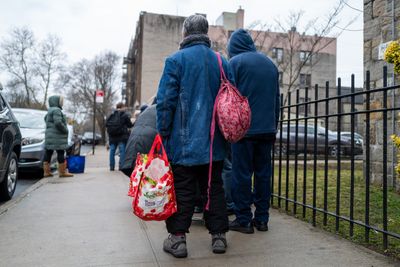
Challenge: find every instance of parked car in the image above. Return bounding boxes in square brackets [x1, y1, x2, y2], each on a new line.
[0, 91, 21, 201]
[340, 132, 363, 146]
[275, 124, 363, 156]
[66, 125, 82, 156]
[13, 108, 81, 176]
[81, 132, 101, 145]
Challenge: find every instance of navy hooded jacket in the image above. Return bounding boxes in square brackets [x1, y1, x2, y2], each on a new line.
[227, 29, 280, 136]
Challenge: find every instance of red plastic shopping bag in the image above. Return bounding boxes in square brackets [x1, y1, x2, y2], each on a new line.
[128, 134, 177, 221]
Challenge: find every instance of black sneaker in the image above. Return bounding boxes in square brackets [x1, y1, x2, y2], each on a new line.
[253, 219, 269, 231]
[211, 233, 227, 254]
[163, 234, 188, 258]
[229, 219, 254, 234]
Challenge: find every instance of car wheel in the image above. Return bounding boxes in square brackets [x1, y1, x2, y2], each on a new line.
[0, 152, 18, 201]
[274, 144, 287, 157]
[329, 146, 344, 157]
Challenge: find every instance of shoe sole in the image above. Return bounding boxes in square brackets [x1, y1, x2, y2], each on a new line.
[212, 248, 226, 254]
[163, 247, 188, 258]
[229, 227, 254, 234]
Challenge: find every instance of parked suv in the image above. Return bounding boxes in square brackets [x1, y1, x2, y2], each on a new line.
[275, 124, 363, 156]
[0, 91, 21, 201]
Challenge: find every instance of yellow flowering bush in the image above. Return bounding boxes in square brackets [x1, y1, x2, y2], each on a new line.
[392, 134, 400, 176]
[384, 41, 400, 74]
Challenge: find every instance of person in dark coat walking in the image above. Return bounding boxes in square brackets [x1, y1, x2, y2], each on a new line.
[156, 14, 234, 258]
[227, 29, 280, 234]
[43, 95, 73, 178]
[106, 102, 134, 171]
[120, 104, 157, 177]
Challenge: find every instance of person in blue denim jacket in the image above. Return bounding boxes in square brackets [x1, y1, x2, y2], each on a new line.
[156, 14, 234, 258]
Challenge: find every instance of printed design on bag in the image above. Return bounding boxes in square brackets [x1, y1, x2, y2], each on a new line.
[216, 80, 251, 143]
[128, 135, 177, 221]
[144, 157, 169, 180]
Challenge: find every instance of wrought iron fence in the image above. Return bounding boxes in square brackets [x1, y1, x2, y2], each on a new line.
[272, 66, 400, 253]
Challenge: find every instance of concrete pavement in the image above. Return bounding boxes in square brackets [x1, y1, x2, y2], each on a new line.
[0, 146, 398, 267]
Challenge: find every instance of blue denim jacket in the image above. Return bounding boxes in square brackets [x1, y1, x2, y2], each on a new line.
[156, 41, 233, 166]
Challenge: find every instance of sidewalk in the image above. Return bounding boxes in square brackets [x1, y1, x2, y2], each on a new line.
[0, 146, 398, 267]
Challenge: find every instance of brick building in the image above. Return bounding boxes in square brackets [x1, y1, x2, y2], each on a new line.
[123, 9, 337, 117]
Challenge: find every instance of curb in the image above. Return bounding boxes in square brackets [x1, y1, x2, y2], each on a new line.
[0, 176, 53, 217]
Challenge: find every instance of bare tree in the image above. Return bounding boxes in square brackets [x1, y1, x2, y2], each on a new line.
[34, 34, 66, 108]
[257, 1, 357, 104]
[211, 1, 356, 106]
[93, 51, 120, 141]
[64, 51, 121, 142]
[0, 27, 37, 107]
[0, 27, 66, 108]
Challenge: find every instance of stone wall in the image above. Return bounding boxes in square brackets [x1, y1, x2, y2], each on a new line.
[364, 0, 400, 190]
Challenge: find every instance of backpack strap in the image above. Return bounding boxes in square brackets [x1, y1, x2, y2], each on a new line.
[215, 52, 228, 81]
[205, 52, 224, 211]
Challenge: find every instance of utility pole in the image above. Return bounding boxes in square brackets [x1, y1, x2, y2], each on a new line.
[92, 91, 96, 155]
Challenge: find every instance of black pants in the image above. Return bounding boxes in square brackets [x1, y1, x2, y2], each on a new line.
[166, 161, 229, 234]
[44, 149, 65, 164]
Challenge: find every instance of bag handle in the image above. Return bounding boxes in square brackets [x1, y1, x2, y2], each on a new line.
[146, 134, 168, 165]
[216, 52, 228, 82]
[205, 52, 226, 211]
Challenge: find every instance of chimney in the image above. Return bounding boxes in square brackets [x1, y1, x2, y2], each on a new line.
[236, 7, 244, 29]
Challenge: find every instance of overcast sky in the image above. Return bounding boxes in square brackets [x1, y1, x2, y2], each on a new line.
[0, 0, 363, 87]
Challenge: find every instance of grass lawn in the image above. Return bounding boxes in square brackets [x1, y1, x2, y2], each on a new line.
[271, 162, 400, 259]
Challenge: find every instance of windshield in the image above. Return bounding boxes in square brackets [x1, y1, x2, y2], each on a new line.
[14, 110, 46, 129]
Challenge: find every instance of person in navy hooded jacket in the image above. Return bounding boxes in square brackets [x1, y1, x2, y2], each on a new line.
[156, 14, 234, 258]
[227, 29, 280, 234]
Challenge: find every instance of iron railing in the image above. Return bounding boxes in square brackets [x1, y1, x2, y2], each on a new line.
[272, 66, 400, 252]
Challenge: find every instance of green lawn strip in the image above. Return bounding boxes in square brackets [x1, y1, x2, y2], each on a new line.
[272, 162, 400, 259]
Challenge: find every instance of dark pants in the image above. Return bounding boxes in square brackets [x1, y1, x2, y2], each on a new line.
[231, 138, 273, 225]
[44, 149, 65, 164]
[222, 147, 234, 210]
[166, 161, 229, 234]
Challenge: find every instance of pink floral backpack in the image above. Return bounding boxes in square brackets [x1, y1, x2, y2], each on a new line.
[205, 52, 251, 211]
[212, 52, 251, 143]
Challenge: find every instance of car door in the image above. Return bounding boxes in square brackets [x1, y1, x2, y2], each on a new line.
[0, 94, 12, 176]
[0, 95, 6, 174]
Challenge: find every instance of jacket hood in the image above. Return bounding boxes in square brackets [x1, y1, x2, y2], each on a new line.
[227, 29, 256, 58]
[48, 95, 63, 108]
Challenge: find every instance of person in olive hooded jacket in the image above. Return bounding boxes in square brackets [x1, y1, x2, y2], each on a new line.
[43, 95, 73, 178]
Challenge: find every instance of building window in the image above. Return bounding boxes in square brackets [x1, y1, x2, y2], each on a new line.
[278, 71, 283, 85]
[299, 51, 311, 65]
[299, 97, 311, 114]
[299, 73, 311, 88]
[272, 47, 283, 63]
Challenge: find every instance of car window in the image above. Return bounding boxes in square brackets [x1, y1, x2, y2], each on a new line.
[0, 94, 6, 112]
[14, 111, 46, 129]
[288, 125, 302, 133]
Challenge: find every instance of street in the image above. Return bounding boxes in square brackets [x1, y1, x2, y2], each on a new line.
[0, 145, 93, 207]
